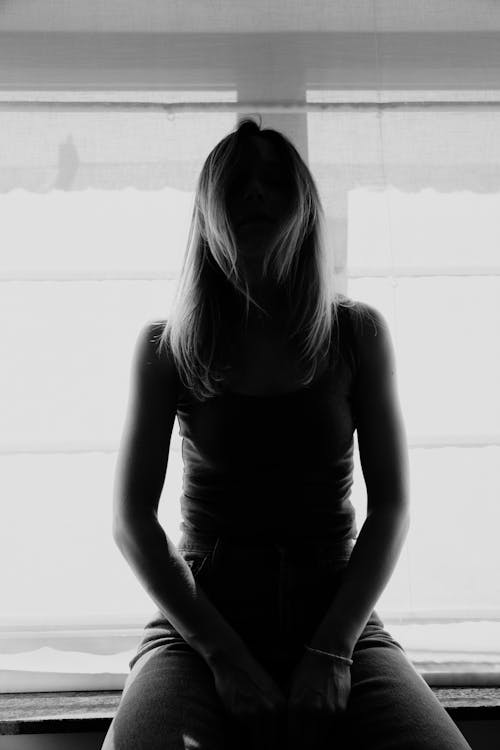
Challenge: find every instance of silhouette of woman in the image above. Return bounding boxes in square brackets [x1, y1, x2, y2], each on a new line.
[101, 117, 472, 750]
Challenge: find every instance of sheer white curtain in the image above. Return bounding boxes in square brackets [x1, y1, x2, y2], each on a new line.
[1, 1, 499, 692]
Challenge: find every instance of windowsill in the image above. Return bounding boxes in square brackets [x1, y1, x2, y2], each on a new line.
[0, 688, 499, 735]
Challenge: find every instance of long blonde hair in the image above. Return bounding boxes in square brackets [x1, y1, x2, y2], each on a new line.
[157, 115, 356, 402]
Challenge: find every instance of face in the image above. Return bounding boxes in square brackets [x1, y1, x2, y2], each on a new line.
[225, 135, 294, 265]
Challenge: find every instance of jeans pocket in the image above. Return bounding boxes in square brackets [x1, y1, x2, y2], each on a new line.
[178, 536, 223, 578]
[180, 549, 212, 578]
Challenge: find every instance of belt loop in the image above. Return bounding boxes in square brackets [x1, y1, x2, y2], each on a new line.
[210, 535, 221, 566]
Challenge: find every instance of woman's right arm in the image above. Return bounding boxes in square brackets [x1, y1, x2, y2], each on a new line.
[112, 323, 288, 745]
[112, 321, 250, 667]
[114, 514, 252, 667]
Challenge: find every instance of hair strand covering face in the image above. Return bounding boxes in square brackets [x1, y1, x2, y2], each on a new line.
[155, 116, 360, 402]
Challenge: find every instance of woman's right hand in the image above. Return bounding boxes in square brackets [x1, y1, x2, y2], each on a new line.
[210, 651, 288, 750]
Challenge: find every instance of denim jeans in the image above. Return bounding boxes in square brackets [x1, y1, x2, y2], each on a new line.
[101, 529, 472, 749]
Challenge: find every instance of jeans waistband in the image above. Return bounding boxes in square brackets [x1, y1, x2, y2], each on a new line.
[178, 528, 356, 556]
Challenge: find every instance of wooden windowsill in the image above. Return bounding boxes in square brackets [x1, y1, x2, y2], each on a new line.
[0, 688, 499, 735]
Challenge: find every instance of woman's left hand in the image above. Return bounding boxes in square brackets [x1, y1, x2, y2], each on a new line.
[286, 647, 352, 750]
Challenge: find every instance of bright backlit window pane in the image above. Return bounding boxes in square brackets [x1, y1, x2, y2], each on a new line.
[1, 97, 499, 692]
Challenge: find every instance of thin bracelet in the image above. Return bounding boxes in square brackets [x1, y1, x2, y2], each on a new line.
[304, 644, 353, 665]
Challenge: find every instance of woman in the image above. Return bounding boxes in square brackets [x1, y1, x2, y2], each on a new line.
[101, 118, 472, 749]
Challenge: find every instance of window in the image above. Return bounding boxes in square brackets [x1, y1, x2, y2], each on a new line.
[1, 8, 499, 693]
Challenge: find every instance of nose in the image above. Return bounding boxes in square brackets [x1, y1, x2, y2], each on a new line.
[242, 175, 266, 199]
[241, 175, 270, 210]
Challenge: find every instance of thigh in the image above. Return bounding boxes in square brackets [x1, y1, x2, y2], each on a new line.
[336, 633, 473, 750]
[100, 643, 234, 750]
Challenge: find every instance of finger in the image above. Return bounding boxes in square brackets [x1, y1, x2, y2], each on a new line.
[287, 705, 303, 750]
[307, 713, 322, 750]
[321, 709, 342, 748]
[252, 711, 274, 750]
[293, 709, 328, 750]
[317, 714, 332, 749]
[297, 710, 311, 750]
[248, 715, 264, 750]
[263, 712, 277, 750]
[269, 711, 285, 750]
[247, 715, 260, 750]
[279, 709, 289, 750]
[286, 706, 296, 750]
[230, 712, 252, 750]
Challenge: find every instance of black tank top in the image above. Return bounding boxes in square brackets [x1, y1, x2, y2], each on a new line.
[175, 303, 360, 543]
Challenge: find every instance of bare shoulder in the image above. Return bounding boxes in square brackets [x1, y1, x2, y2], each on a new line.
[343, 299, 385, 334]
[341, 300, 394, 372]
[135, 318, 178, 384]
[342, 298, 387, 339]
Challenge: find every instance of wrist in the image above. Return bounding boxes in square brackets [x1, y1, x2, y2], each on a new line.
[204, 641, 253, 670]
[307, 639, 354, 660]
[304, 643, 354, 665]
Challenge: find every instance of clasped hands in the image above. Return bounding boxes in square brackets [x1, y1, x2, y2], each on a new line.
[254, 647, 352, 750]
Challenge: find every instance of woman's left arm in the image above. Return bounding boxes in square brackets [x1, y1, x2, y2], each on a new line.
[308, 302, 411, 657]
